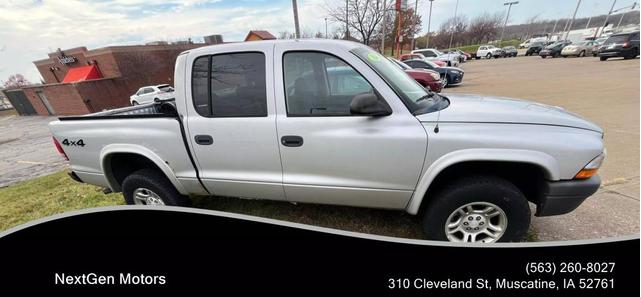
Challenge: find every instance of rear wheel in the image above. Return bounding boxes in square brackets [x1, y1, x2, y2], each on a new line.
[422, 176, 531, 243]
[579, 50, 585, 57]
[122, 168, 191, 206]
[540, 55, 547, 58]
[600, 57, 608, 61]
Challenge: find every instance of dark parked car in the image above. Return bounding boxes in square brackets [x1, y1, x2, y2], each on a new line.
[525, 42, 546, 56]
[502, 46, 518, 57]
[403, 59, 464, 87]
[598, 31, 640, 61]
[389, 58, 444, 92]
[539, 41, 572, 58]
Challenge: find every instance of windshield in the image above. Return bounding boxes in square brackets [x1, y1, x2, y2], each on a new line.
[158, 85, 174, 92]
[424, 60, 440, 68]
[352, 47, 448, 114]
[605, 35, 628, 44]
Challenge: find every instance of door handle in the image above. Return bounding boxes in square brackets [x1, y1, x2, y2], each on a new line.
[194, 135, 213, 145]
[281, 135, 303, 147]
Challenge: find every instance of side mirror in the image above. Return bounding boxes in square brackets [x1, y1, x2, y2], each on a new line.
[349, 93, 392, 116]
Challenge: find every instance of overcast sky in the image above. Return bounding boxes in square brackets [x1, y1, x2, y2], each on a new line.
[0, 0, 637, 82]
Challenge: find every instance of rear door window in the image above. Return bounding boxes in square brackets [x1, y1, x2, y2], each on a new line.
[191, 52, 267, 117]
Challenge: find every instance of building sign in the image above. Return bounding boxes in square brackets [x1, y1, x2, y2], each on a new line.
[56, 49, 77, 65]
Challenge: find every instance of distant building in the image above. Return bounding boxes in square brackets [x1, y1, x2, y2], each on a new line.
[245, 30, 276, 41]
[5, 43, 201, 116]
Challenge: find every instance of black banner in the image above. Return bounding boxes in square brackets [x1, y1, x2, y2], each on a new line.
[0, 208, 638, 296]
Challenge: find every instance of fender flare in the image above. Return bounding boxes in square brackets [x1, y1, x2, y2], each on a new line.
[405, 149, 559, 215]
[100, 144, 188, 195]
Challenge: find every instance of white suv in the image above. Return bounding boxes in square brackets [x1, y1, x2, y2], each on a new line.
[411, 49, 460, 67]
[476, 45, 503, 59]
[130, 84, 175, 105]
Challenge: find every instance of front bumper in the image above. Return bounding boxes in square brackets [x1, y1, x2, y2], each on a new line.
[535, 175, 601, 216]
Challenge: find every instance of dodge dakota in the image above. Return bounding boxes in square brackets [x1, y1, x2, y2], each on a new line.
[49, 40, 605, 243]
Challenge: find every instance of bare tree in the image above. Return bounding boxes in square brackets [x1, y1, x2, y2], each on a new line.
[468, 12, 503, 44]
[326, 0, 390, 45]
[3, 74, 30, 89]
[427, 15, 468, 49]
[377, 8, 422, 52]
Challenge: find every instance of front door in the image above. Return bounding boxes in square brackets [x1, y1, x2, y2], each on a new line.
[273, 45, 428, 209]
[185, 43, 285, 200]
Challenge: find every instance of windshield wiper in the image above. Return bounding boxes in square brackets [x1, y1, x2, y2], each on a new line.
[415, 91, 438, 103]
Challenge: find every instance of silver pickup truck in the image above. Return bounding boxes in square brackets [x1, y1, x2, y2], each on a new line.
[49, 40, 605, 243]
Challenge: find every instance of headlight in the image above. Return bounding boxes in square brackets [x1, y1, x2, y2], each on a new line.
[574, 153, 606, 179]
[429, 72, 440, 80]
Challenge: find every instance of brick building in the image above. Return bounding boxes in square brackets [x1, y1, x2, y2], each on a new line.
[6, 43, 201, 116]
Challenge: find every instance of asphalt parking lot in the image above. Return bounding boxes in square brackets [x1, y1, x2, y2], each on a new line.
[447, 54, 639, 240]
[0, 54, 638, 241]
[0, 115, 65, 187]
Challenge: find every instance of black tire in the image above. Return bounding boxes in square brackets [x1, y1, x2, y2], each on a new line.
[422, 176, 531, 243]
[443, 76, 449, 88]
[154, 98, 160, 103]
[475, 56, 480, 60]
[579, 51, 585, 57]
[540, 55, 546, 58]
[486, 53, 491, 59]
[600, 57, 607, 61]
[132, 101, 139, 106]
[122, 168, 191, 206]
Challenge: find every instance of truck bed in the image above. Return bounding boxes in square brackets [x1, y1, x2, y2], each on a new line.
[59, 100, 178, 121]
[48, 99, 206, 195]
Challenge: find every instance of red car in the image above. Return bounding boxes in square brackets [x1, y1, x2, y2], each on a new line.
[399, 53, 447, 67]
[389, 58, 443, 92]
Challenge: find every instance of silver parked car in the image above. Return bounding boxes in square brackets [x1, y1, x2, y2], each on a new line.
[561, 40, 598, 57]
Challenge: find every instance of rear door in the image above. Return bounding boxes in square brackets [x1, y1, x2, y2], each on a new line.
[185, 43, 285, 200]
[273, 43, 428, 209]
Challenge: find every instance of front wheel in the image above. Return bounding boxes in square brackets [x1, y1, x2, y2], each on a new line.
[122, 168, 191, 206]
[422, 176, 531, 243]
[540, 55, 547, 58]
[486, 53, 491, 59]
[600, 57, 608, 61]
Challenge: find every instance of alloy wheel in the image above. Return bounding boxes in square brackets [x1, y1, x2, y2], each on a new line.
[132, 188, 165, 205]
[445, 202, 508, 243]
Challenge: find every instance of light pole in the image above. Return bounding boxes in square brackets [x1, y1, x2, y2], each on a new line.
[597, 0, 617, 38]
[499, 1, 519, 48]
[410, 0, 419, 51]
[616, 2, 637, 28]
[563, 0, 582, 41]
[381, 0, 388, 53]
[325, 17, 329, 38]
[345, 0, 350, 39]
[425, 0, 434, 48]
[292, 0, 301, 38]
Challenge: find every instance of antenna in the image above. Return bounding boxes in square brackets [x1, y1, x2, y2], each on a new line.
[443, 0, 460, 85]
[434, 109, 441, 133]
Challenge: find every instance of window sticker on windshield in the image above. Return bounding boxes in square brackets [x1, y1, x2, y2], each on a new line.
[367, 52, 382, 62]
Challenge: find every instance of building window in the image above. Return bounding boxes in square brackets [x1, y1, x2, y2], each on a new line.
[191, 52, 267, 117]
[283, 51, 374, 116]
